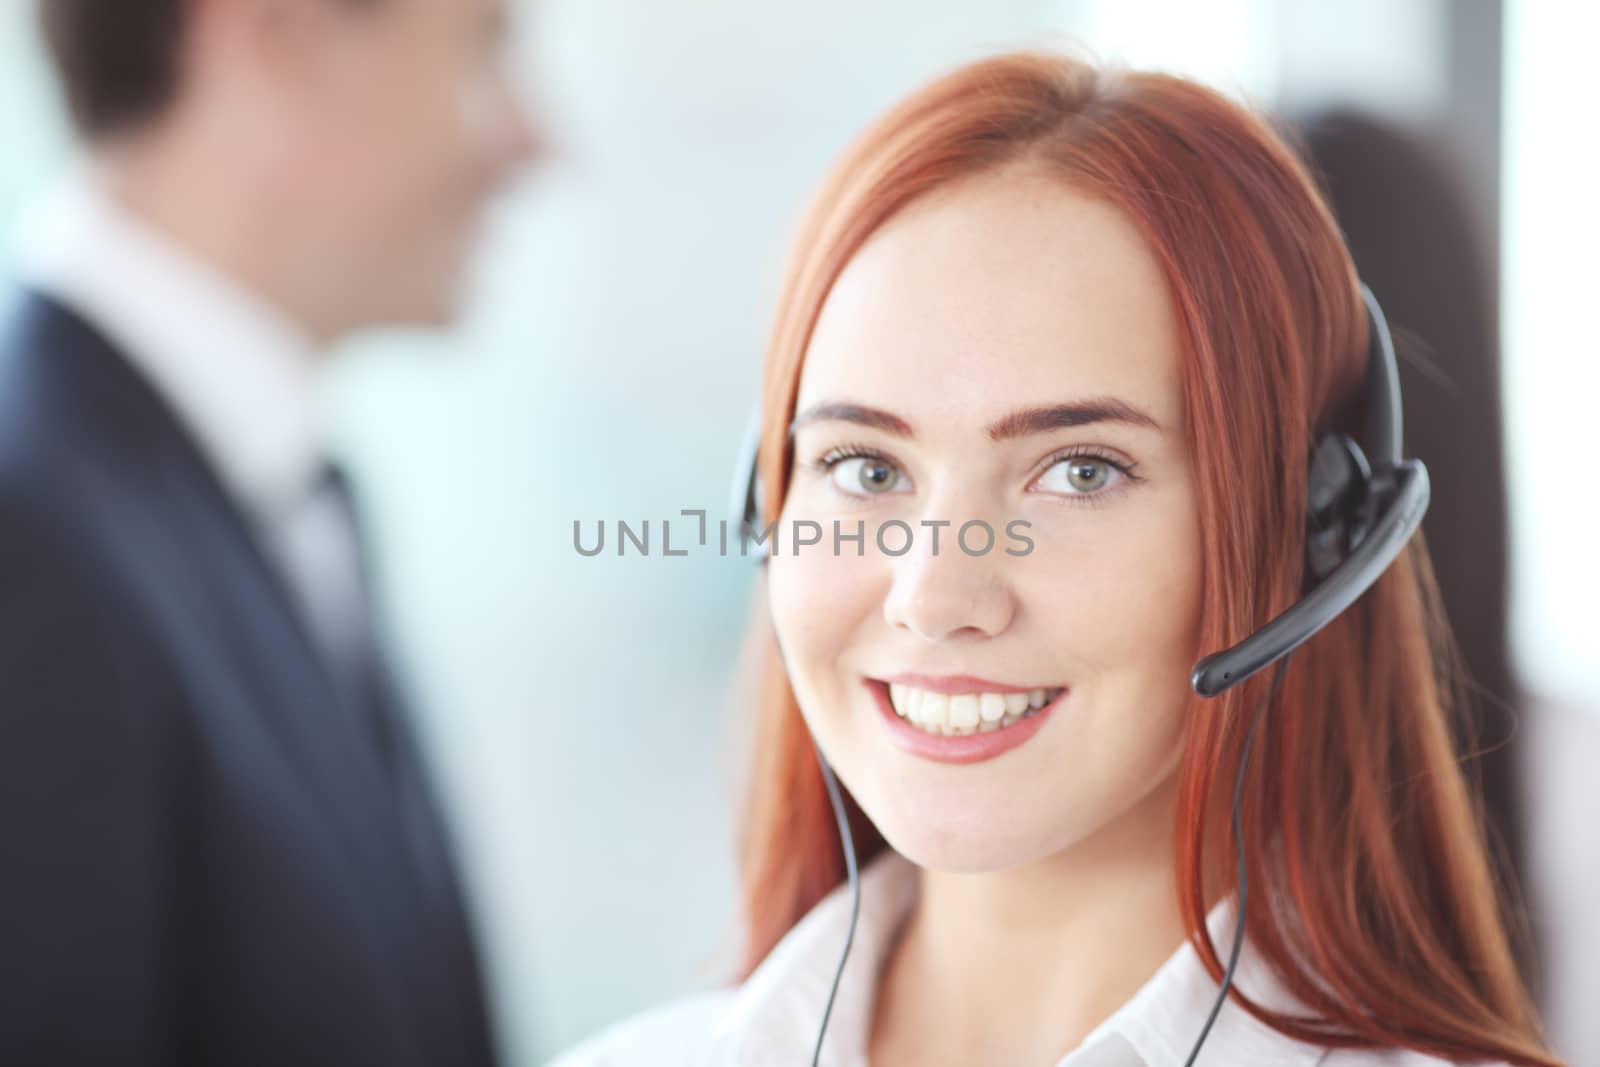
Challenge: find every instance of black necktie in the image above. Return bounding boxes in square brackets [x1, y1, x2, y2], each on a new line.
[312, 463, 396, 763]
[314, 465, 496, 1064]
[314, 462, 454, 904]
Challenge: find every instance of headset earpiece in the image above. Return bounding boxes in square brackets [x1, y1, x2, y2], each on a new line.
[1305, 431, 1375, 583]
[731, 406, 767, 561]
[1191, 284, 1429, 696]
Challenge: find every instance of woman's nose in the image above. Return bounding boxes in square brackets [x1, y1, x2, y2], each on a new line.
[881, 527, 1016, 642]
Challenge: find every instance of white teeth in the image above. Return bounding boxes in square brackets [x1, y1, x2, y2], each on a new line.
[886, 683, 1064, 737]
[948, 695, 980, 731]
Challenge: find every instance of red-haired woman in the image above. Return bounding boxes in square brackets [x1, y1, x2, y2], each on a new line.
[552, 51, 1562, 1067]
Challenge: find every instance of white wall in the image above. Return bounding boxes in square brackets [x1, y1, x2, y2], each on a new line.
[1502, 1, 1600, 708]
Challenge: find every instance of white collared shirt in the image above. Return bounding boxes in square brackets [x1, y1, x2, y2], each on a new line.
[11, 169, 368, 677]
[548, 849, 1495, 1066]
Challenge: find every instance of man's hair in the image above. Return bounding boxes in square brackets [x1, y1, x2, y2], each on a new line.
[37, 0, 186, 138]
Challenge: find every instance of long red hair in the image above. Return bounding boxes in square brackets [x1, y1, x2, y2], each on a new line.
[734, 49, 1560, 1065]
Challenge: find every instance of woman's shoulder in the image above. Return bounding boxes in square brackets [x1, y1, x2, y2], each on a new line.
[544, 988, 738, 1067]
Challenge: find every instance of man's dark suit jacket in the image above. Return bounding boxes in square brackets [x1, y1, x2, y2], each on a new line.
[0, 291, 499, 1067]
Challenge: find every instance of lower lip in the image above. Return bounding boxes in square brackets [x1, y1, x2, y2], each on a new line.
[866, 680, 1064, 765]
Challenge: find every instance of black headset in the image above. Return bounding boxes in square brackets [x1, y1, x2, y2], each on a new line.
[729, 283, 1430, 1065]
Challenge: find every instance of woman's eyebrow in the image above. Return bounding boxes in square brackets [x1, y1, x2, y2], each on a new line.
[788, 397, 1160, 440]
[986, 399, 1161, 440]
[788, 403, 915, 439]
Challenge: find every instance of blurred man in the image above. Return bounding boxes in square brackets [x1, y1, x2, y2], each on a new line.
[0, 1, 538, 1063]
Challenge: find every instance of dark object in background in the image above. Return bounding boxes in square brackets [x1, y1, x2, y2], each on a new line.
[1290, 108, 1534, 994]
[37, 0, 185, 138]
[0, 293, 499, 1067]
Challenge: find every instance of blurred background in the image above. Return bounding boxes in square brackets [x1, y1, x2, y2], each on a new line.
[1, 0, 1594, 1063]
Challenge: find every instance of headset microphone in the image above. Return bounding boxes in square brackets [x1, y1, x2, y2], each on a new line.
[1190, 286, 1430, 695]
[729, 283, 1429, 1065]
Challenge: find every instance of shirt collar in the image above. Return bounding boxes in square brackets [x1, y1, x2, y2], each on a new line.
[13, 168, 325, 521]
[712, 849, 1328, 1066]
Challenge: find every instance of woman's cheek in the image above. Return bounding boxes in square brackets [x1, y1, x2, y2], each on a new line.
[1027, 492, 1202, 656]
[766, 512, 881, 667]
[1018, 512, 1147, 655]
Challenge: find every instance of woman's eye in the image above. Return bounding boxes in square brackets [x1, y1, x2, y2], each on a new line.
[1034, 456, 1125, 496]
[828, 455, 907, 496]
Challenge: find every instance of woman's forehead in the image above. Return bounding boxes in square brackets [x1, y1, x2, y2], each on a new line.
[796, 167, 1186, 437]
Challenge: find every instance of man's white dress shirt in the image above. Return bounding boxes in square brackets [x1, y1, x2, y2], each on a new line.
[13, 170, 370, 685]
[550, 848, 1506, 1066]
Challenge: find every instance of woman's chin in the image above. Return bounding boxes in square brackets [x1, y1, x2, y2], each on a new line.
[869, 802, 1057, 873]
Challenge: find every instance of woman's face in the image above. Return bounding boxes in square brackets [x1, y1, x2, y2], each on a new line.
[766, 165, 1205, 871]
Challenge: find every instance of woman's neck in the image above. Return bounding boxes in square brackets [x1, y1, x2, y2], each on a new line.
[867, 773, 1195, 1066]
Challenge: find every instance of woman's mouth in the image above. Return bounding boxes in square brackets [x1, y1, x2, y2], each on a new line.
[887, 682, 1065, 736]
[864, 677, 1068, 765]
